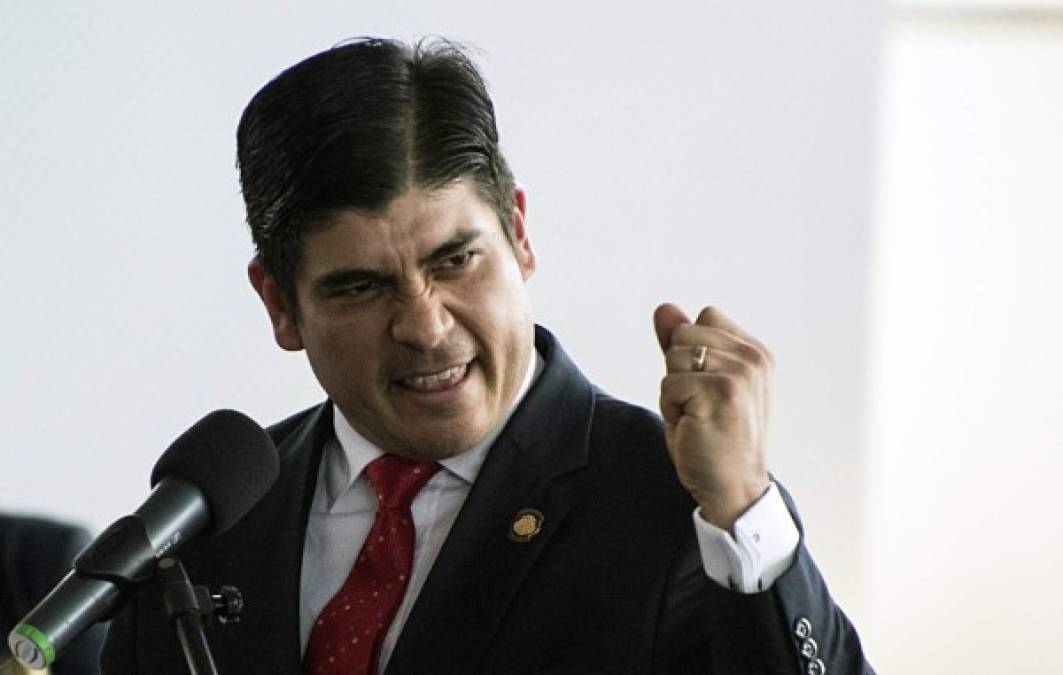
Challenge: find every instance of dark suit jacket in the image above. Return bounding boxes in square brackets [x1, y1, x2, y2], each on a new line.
[1, 515, 105, 675]
[101, 326, 872, 674]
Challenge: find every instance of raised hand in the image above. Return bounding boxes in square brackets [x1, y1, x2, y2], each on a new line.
[653, 303, 773, 532]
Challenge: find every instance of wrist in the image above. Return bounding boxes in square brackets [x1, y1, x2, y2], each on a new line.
[693, 478, 771, 534]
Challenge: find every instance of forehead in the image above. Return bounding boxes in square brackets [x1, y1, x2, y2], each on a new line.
[298, 182, 502, 272]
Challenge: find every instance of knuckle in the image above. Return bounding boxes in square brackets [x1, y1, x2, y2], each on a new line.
[739, 343, 763, 366]
[743, 346, 764, 367]
[710, 374, 737, 399]
[731, 360, 753, 379]
[671, 323, 697, 345]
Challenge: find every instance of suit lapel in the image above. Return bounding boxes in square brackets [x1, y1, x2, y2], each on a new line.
[214, 404, 331, 674]
[387, 327, 596, 673]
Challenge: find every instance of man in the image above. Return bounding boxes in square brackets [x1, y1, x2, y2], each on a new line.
[101, 38, 871, 674]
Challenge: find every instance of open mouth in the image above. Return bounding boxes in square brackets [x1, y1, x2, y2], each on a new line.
[398, 361, 472, 393]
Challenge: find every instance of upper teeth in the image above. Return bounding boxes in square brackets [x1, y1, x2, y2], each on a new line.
[402, 364, 467, 391]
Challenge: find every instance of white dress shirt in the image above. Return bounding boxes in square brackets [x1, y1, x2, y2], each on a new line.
[299, 346, 799, 671]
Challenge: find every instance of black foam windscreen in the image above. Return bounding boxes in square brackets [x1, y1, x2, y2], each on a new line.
[150, 409, 279, 536]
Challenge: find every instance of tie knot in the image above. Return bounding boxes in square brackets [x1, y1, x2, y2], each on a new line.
[365, 455, 440, 510]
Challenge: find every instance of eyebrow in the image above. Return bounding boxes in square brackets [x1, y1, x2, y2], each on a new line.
[312, 229, 483, 292]
[420, 229, 481, 266]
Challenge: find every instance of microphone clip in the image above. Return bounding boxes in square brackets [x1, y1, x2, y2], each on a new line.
[74, 515, 157, 608]
[157, 557, 243, 627]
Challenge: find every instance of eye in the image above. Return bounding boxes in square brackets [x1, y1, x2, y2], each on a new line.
[437, 251, 477, 272]
[332, 279, 381, 297]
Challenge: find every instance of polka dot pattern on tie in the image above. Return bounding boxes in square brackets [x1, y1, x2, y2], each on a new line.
[303, 455, 440, 675]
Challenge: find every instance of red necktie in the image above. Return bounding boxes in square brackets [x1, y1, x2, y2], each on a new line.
[304, 455, 441, 675]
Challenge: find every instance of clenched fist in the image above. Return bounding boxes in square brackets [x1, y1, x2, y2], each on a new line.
[654, 303, 773, 533]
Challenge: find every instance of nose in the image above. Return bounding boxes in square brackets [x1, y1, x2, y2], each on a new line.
[389, 283, 454, 352]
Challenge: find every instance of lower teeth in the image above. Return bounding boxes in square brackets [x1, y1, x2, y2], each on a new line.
[407, 365, 464, 390]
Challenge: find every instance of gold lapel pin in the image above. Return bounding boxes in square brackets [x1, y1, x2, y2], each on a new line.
[509, 508, 544, 542]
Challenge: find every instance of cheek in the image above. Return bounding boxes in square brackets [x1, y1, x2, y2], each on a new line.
[461, 277, 532, 362]
[303, 319, 381, 385]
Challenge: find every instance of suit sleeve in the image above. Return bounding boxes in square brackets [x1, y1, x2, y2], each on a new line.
[653, 482, 875, 675]
[766, 481, 873, 674]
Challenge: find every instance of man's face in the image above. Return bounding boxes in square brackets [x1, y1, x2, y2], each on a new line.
[250, 181, 537, 460]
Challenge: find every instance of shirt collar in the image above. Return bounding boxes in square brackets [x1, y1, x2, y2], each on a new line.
[326, 346, 544, 509]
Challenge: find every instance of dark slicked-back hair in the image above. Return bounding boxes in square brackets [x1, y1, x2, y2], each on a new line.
[236, 37, 516, 303]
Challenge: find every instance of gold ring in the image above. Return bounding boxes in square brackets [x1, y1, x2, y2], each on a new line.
[692, 345, 708, 372]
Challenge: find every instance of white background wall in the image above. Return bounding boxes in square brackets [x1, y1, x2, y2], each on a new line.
[1, 0, 881, 661]
[868, 3, 1063, 672]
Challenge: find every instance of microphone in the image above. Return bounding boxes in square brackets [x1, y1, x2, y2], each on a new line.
[6, 409, 279, 671]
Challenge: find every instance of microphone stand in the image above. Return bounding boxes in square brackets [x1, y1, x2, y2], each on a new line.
[68, 516, 242, 675]
[156, 557, 243, 675]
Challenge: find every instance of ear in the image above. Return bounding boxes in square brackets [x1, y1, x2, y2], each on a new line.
[511, 185, 536, 280]
[247, 257, 304, 352]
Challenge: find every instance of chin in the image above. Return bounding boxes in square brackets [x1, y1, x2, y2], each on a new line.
[391, 426, 487, 461]
[397, 441, 475, 462]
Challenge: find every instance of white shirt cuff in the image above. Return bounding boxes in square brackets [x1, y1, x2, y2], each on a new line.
[692, 482, 800, 593]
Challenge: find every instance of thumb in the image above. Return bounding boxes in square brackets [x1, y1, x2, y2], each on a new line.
[653, 303, 691, 352]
